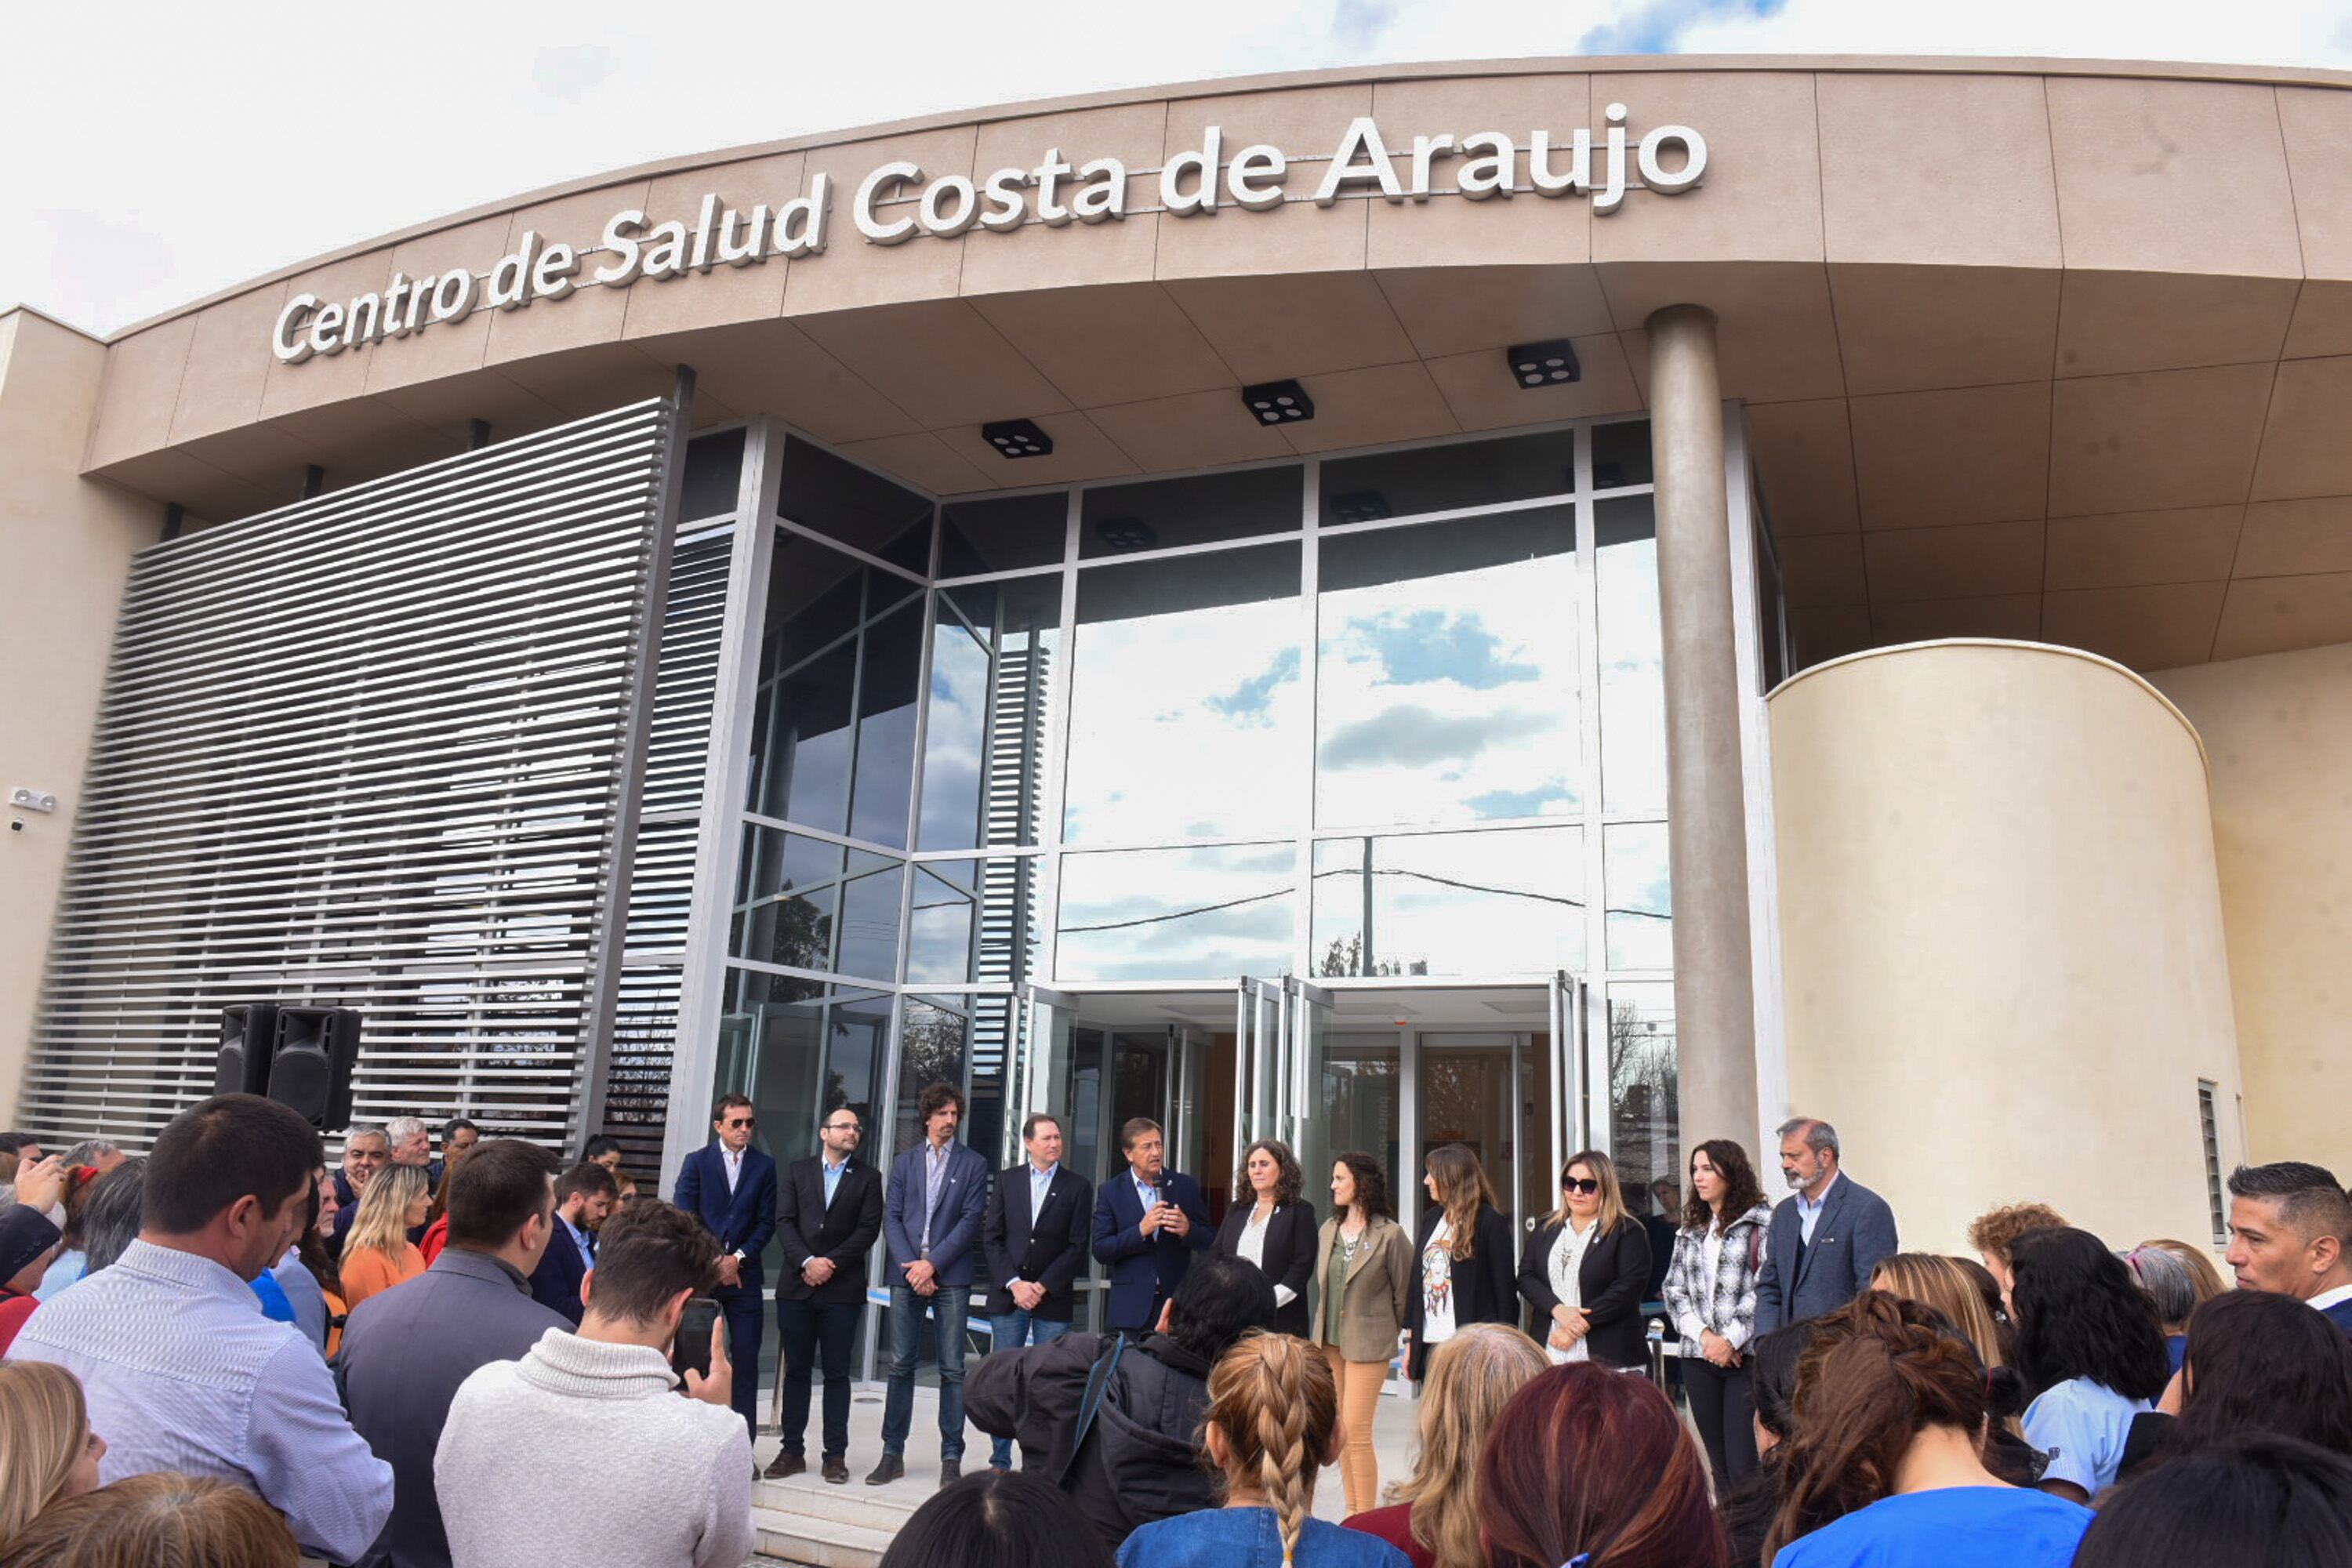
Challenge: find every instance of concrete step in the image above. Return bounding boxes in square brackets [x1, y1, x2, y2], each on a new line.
[754, 1473, 925, 1534]
[751, 1504, 895, 1568]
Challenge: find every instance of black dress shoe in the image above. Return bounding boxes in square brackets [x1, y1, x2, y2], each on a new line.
[939, 1460, 960, 1488]
[865, 1454, 906, 1486]
[822, 1457, 849, 1484]
[764, 1452, 806, 1479]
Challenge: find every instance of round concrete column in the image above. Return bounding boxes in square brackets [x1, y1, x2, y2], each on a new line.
[1645, 304, 1760, 1163]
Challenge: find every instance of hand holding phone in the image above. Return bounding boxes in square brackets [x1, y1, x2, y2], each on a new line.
[673, 1296, 728, 1404]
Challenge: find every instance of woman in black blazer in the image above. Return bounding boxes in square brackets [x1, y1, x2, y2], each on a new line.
[1518, 1148, 1653, 1370]
[1214, 1138, 1318, 1336]
[1402, 1143, 1517, 1381]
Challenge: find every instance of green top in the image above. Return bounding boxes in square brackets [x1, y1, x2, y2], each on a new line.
[1324, 1225, 1354, 1343]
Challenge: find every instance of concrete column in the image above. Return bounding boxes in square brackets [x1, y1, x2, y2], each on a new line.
[1643, 304, 1760, 1160]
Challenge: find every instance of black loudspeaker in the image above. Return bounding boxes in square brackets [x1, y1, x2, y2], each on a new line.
[214, 1004, 278, 1098]
[267, 1007, 361, 1130]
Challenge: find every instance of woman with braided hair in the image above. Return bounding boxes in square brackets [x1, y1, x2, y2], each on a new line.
[1114, 1332, 1406, 1568]
[1763, 1291, 2089, 1568]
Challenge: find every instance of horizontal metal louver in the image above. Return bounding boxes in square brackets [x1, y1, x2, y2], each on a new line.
[21, 400, 679, 1152]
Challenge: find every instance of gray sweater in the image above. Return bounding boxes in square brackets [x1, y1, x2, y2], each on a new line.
[435, 1327, 753, 1568]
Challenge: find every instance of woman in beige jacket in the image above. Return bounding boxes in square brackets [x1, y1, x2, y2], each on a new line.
[1310, 1149, 1414, 1516]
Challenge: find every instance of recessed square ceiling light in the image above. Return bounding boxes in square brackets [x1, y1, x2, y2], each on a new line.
[1505, 339, 1581, 389]
[982, 419, 1054, 459]
[1241, 379, 1315, 425]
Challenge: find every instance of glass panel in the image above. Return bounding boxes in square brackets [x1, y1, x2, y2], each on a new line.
[718, 975, 889, 1176]
[1063, 544, 1302, 844]
[895, 995, 974, 1152]
[777, 437, 933, 572]
[1319, 1033, 1403, 1204]
[1310, 826, 1582, 978]
[729, 826, 901, 977]
[1604, 822, 1673, 970]
[908, 857, 1040, 986]
[837, 861, 906, 981]
[1078, 465, 1301, 558]
[1590, 419, 1654, 489]
[1316, 508, 1580, 829]
[1606, 982, 1678, 1207]
[1069, 1027, 1106, 1191]
[849, 600, 923, 848]
[916, 575, 1062, 851]
[1318, 429, 1577, 525]
[940, 492, 1067, 576]
[1055, 841, 1297, 982]
[1596, 495, 1667, 813]
[680, 427, 746, 523]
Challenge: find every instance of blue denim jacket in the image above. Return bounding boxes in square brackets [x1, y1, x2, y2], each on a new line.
[1117, 1508, 1410, 1568]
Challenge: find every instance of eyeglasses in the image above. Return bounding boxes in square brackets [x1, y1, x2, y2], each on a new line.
[1563, 1177, 1601, 1196]
[824, 1121, 862, 1134]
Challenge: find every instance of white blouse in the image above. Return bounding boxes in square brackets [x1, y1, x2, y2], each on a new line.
[1238, 1204, 1296, 1308]
[1545, 1218, 1600, 1365]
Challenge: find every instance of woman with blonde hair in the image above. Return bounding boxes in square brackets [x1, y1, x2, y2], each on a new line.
[0, 1363, 105, 1545]
[334, 1163, 430, 1311]
[1341, 1323, 1545, 1568]
[0, 1472, 297, 1567]
[1116, 1333, 1406, 1568]
[1869, 1254, 2008, 1370]
[1518, 1149, 1651, 1370]
[1402, 1145, 1513, 1383]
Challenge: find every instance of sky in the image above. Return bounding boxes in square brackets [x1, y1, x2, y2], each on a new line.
[8, 0, 2352, 336]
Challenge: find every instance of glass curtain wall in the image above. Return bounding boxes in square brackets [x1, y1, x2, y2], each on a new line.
[705, 415, 1679, 1205]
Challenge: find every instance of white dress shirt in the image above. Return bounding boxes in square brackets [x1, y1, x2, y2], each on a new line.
[720, 1145, 743, 1194]
[1545, 1218, 1599, 1365]
[1237, 1205, 1298, 1308]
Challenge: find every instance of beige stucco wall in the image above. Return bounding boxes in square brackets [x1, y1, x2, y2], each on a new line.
[0, 310, 160, 1122]
[2149, 641, 2352, 1166]
[1768, 641, 2242, 1254]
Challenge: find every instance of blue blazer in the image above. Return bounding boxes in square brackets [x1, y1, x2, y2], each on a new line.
[1751, 1172, 1899, 1334]
[528, 1218, 592, 1326]
[672, 1142, 779, 1290]
[883, 1140, 991, 1289]
[1091, 1168, 1213, 1330]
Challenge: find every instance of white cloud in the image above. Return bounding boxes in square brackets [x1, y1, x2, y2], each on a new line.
[3, 0, 2343, 334]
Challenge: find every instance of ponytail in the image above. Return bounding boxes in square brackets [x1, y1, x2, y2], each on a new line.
[1201, 1333, 1340, 1567]
[1764, 1291, 2002, 1561]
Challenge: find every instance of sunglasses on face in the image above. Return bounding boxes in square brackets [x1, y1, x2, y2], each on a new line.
[723, 1117, 754, 1129]
[1563, 1177, 1601, 1195]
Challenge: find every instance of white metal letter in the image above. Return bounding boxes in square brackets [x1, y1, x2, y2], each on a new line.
[776, 175, 831, 257]
[1595, 103, 1629, 215]
[1639, 125, 1708, 193]
[1457, 132, 1515, 199]
[1227, 143, 1287, 210]
[1070, 157, 1126, 223]
[272, 294, 319, 364]
[593, 211, 648, 285]
[855, 162, 922, 245]
[978, 166, 1030, 231]
[1162, 128, 1221, 216]
[1315, 118, 1403, 205]
[920, 174, 980, 238]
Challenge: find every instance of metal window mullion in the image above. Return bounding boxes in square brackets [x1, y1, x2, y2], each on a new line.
[1575, 423, 1610, 1149]
[1294, 458, 1319, 980]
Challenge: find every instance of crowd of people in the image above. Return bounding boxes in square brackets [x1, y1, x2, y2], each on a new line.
[0, 1098, 2342, 1566]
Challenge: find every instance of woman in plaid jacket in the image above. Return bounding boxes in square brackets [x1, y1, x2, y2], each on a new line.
[1663, 1139, 1775, 1490]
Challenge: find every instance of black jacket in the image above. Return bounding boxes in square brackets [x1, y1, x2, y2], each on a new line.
[982, 1163, 1093, 1320]
[966, 1330, 1220, 1553]
[1403, 1202, 1517, 1379]
[1518, 1214, 1653, 1369]
[0, 1207, 59, 1287]
[775, 1156, 884, 1304]
[1213, 1197, 1318, 1337]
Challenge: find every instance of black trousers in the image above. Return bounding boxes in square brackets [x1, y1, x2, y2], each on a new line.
[779, 1296, 861, 1458]
[1684, 1354, 1759, 1487]
[714, 1281, 764, 1441]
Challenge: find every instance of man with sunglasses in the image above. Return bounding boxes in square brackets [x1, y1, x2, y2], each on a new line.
[672, 1092, 777, 1446]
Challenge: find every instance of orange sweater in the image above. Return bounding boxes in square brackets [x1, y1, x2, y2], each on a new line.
[338, 1242, 425, 1309]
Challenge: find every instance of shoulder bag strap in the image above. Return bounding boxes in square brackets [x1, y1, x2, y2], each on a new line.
[1058, 1335, 1127, 1485]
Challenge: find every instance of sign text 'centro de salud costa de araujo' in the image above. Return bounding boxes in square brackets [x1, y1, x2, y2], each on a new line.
[270, 110, 1706, 363]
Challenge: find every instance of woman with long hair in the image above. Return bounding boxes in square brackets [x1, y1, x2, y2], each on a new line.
[1867, 1254, 2044, 1486]
[1718, 1321, 1816, 1568]
[1342, 1322, 1544, 1568]
[1114, 1332, 1404, 1568]
[1519, 1149, 1651, 1370]
[1312, 1152, 1413, 1516]
[0, 1363, 105, 1544]
[2073, 1435, 2352, 1568]
[2155, 1290, 2352, 1462]
[1482, 1361, 1727, 1568]
[2008, 1225, 2171, 1501]
[270, 1166, 345, 1355]
[1402, 1145, 1513, 1383]
[0, 1472, 298, 1568]
[1215, 1139, 1318, 1338]
[1664, 1138, 1773, 1486]
[1765, 1292, 2086, 1567]
[335, 1163, 430, 1311]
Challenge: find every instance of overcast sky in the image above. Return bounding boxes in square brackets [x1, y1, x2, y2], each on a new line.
[8, 0, 2351, 336]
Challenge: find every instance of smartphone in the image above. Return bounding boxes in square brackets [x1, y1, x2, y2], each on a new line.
[672, 1297, 723, 1383]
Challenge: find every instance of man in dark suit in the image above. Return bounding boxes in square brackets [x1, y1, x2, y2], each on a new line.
[869, 1081, 989, 1488]
[1752, 1116, 1900, 1334]
[766, 1105, 884, 1485]
[1090, 1116, 1212, 1336]
[979, 1111, 1092, 1470]
[528, 1161, 615, 1326]
[336, 1139, 570, 1568]
[672, 1092, 778, 1444]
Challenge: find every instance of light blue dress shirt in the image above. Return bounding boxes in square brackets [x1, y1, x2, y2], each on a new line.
[1796, 1171, 1841, 1244]
[8, 1238, 394, 1562]
[822, 1156, 848, 1209]
[1006, 1162, 1060, 1289]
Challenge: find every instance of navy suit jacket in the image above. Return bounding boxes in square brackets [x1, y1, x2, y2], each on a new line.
[528, 1218, 593, 1326]
[672, 1142, 779, 1290]
[883, 1140, 990, 1288]
[2324, 1297, 2352, 1338]
[1751, 1172, 1899, 1334]
[1091, 1167, 1213, 1330]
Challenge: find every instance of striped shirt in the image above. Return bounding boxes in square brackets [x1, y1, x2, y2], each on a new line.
[9, 1238, 393, 1562]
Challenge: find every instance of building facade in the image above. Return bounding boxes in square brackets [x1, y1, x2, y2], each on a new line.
[6, 56, 2351, 1290]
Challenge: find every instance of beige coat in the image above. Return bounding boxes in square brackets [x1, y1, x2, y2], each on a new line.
[1311, 1213, 1414, 1363]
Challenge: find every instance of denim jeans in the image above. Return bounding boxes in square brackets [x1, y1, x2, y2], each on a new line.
[982, 1308, 1072, 1467]
[880, 1282, 971, 1461]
